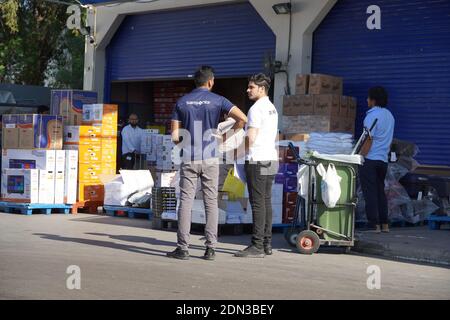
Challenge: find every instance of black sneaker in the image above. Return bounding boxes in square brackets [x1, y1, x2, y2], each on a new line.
[264, 244, 273, 256]
[203, 248, 216, 261]
[166, 247, 189, 260]
[234, 245, 265, 258]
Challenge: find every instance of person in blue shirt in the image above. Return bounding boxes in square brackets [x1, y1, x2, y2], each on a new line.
[167, 66, 247, 261]
[360, 86, 395, 233]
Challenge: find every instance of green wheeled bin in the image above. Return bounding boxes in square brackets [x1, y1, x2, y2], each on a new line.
[310, 153, 361, 248]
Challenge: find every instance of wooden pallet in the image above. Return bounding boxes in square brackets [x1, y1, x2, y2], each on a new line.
[103, 205, 153, 220]
[0, 201, 72, 215]
[427, 215, 450, 230]
[71, 201, 103, 214]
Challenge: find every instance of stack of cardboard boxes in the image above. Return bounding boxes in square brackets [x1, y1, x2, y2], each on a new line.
[153, 82, 191, 133]
[62, 102, 118, 203]
[1, 112, 78, 204]
[275, 146, 300, 224]
[282, 74, 357, 137]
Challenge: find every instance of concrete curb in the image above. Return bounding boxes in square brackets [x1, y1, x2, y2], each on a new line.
[352, 237, 450, 267]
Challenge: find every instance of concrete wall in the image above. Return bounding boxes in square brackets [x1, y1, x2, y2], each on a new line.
[83, 0, 337, 128]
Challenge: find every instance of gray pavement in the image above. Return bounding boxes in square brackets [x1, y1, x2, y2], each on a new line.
[0, 212, 449, 300]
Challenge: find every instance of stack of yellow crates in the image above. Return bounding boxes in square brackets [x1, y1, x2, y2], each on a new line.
[64, 104, 118, 203]
[79, 104, 118, 203]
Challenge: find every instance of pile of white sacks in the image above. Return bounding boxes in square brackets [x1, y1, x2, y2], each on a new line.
[305, 132, 354, 155]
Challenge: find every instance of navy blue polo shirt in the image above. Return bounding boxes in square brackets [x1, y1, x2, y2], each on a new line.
[172, 87, 234, 161]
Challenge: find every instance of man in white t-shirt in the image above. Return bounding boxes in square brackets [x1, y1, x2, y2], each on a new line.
[121, 113, 144, 169]
[235, 73, 279, 258]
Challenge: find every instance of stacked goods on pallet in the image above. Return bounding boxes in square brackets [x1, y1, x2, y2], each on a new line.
[0, 113, 77, 205]
[276, 146, 300, 224]
[282, 74, 356, 136]
[153, 82, 191, 134]
[62, 104, 118, 204]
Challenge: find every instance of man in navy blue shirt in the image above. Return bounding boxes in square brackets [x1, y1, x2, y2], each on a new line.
[167, 66, 247, 260]
[360, 86, 395, 233]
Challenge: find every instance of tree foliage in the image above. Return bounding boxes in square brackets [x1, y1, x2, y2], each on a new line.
[0, 0, 84, 88]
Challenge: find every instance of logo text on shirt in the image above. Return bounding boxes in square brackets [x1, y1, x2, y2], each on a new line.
[186, 100, 211, 106]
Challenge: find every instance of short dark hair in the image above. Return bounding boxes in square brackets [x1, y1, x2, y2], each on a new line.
[249, 73, 271, 93]
[194, 66, 215, 87]
[368, 86, 388, 107]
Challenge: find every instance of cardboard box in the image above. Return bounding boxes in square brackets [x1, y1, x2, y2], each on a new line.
[38, 170, 55, 204]
[54, 150, 66, 204]
[16, 114, 35, 150]
[313, 94, 340, 116]
[78, 144, 102, 163]
[64, 150, 78, 204]
[283, 205, 296, 224]
[348, 97, 357, 119]
[79, 163, 103, 183]
[308, 74, 343, 95]
[283, 95, 314, 116]
[2, 114, 19, 128]
[2, 128, 19, 149]
[33, 115, 63, 149]
[100, 145, 117, 163]
[104, 170, 154, 206]
[2, 114, 19, 148]
[1, 169, 40, 202]
[340, 96, 349, 116]
[295, 74, 310, 95]
[2, 149, 56, 171]
[78, 183, 104, 202]
[104, 176, 134, 206]
[82, 104, 118, 131]
[51, 90, 98, 125]
[284, 133, 310, 142]
[156, 171, 178, 187]
[339, 117, 355, 135]
[101, 161, 116, 175]
[64, 125, 80, 146]
[282, 115, 341, 134]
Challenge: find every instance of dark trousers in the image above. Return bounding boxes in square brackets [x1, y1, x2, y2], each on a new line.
[245, 161, 277, 249]
[360, 159, 389, 225]
[121, 153, 142, 170]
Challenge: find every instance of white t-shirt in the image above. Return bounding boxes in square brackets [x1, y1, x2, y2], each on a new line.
[121, 124, 144, 154]
[246, 96, 279, 161]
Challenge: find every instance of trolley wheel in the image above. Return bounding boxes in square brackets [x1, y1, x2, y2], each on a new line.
[284, 227, 301, 247]
[296, 230, 320, 255]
